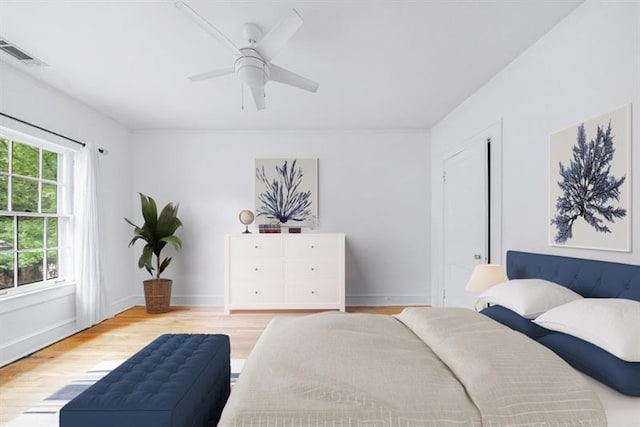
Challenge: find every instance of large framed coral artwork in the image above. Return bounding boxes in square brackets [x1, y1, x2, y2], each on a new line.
[254, 158, 318, 227]
[549, 105, 631, 251]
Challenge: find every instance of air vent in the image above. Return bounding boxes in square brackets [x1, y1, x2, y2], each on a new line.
[0, 37, 47, 66]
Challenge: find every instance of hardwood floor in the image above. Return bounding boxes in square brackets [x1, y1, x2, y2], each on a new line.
[0, 305, 407, 425]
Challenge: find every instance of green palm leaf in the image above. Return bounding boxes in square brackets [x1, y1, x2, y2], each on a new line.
[140, 193, 158, 230]
[124, 217, 139, 228]
[157, 203, 182, 237]
[160, 235, 182, 251]
[126, 193, 183, 279]
[138, 245, 154, 271]
[158, 257, 172, 275]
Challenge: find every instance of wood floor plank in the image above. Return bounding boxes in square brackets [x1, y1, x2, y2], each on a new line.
[0, 305, 410, 425]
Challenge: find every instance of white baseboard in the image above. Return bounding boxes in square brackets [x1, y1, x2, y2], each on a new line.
[108, 295, 137, 317]
[0, 284, 79, 367]
[346, 295, 430, 306]
[0, 318, 79, 367]
[133, 294, 429, 308]
[132, 294, 224, 307]
[171, 294, 223, 306]
[131, 295, 431, 307]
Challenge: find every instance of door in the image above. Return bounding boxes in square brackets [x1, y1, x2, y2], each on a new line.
[442, 138, 489, 308]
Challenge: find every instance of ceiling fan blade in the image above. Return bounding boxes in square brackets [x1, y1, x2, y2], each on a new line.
[251, 86, 266, 110]
[175, 1, 242, 57]
[188, 67, 235, 82]
[269, 64, 319, 93]
[256, 9, 303, 62]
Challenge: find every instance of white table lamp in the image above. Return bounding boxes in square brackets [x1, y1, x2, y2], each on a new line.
[465, 264, 508, 293]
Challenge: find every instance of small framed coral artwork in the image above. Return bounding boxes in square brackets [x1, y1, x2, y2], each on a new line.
[549, 105, 631, 251]
[254, 158, 318, 227]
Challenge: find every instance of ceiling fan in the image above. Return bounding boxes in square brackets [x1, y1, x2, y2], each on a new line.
[175, 1, 319, 111]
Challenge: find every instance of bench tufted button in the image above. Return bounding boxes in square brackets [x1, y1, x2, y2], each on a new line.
[625, 283, 631, 290]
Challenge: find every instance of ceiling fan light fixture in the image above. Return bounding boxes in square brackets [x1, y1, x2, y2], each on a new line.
[234, 49, 269, 88]
[237, 66, 268, 88]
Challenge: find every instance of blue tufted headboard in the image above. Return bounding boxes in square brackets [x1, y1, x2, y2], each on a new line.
[506, 251, 640, 302]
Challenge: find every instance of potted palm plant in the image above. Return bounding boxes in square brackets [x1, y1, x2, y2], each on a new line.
[125, 193, 183, 313]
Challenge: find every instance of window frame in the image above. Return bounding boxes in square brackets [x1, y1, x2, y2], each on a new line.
[0, 125, 75, 296]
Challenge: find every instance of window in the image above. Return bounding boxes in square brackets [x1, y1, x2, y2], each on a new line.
[0, 132, 71, 292]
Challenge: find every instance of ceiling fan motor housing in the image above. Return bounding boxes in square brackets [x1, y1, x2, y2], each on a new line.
[235, 48, 269, 88]
[242, 23, 263, 45]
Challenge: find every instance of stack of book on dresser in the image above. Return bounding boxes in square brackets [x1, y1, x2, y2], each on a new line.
[258, 224, 281, 233]
[258, 224, 302, 234]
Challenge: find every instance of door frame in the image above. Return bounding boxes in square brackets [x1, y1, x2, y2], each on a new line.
[434, 120, 503, 306]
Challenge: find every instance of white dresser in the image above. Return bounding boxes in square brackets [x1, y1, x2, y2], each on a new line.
[224, 233, 345, 314]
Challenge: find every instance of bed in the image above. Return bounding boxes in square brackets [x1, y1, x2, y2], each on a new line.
[218, 251, 640, 426]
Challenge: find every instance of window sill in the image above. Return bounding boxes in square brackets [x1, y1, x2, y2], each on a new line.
[0, 281, 76, 314]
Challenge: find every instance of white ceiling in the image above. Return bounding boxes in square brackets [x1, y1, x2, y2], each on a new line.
[0, 0, 582, 131]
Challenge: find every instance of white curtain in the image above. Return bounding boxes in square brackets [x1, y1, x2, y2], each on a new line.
[74, 142, 106, 329]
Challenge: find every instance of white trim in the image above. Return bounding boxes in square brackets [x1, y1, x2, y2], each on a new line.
[133, 128, 430, 136]
[0, 210, 68, 218]
[0, 123, 78, 154]
[433, 120, 503, 307]
[132, 294, 223, 308]
[0, 317, 75, 351]
[170, 294, 222, 307]
[0, 126, 73, 295]
[131, 294, 428, 308]
[346, 295, 429, 306]
[492, 120, 504, 265]
[0, 281, 75, 314]
[107, 295, 137, 317]
[0, 318, 79, 367]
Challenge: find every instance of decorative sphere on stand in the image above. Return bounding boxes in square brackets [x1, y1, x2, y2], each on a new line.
[239, 210, 255, 233]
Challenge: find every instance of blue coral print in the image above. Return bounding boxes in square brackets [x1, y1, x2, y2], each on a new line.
[551, 122, 626, 243]
[256, 160, 312, 223]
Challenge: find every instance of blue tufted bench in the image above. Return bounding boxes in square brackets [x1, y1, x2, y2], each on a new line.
[60, 334, 230, 427]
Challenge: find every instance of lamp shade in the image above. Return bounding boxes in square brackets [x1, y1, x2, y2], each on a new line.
[465, 264, 508, 293]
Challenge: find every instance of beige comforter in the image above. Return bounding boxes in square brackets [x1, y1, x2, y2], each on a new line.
[218, 308, 606, 426]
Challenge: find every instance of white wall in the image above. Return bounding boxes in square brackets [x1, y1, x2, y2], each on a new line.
[430, 1, 640, 304]
[0, 61, 134, 365]
[131, 131, 430, 307]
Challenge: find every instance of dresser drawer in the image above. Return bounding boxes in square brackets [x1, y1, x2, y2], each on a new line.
[286, 280, 340, 304]
[225, 233, 344, 313]
[284, 235, 341, 258]
[228, 235, 283, 258]
[285, 258, 339, 281]
[229, 280, 284, 305]
[229, 257, 283, 281]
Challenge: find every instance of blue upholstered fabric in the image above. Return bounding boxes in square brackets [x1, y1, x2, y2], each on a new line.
[480, 305, 550, 339]
[60, 334, 230, 427]
[506, 251, 640, 301]
[538, 332, 640, 396]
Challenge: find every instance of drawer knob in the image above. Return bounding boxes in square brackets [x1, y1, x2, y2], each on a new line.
[254, 267, 259, 271]
[254, 291, 259, 294]
[311, 245, 315, 248]
[254, 245, 259, 249]
[311, 290, 316, 294]
[311, 267, 315, 271]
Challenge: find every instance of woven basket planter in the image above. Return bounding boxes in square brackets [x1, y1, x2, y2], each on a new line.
[143, 279, 172, 314]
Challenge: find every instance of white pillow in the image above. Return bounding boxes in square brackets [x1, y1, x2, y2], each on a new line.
[534, 298, 640, 362]
[475, 278, 582, 319]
